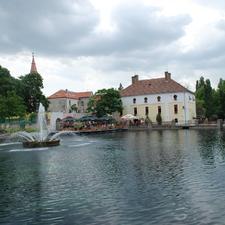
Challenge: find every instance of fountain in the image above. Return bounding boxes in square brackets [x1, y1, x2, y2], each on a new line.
[15, 103, 60, 148]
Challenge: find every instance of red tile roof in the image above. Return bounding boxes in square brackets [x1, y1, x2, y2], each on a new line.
[121, 77, 192, 97]
[48, 90, 92, 100]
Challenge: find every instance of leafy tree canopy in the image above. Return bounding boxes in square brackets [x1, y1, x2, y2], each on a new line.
[195, 76, 225, 119]
[88, 88, 123, 117]
[19, 72, 49, 113]
[0, 91, 26, 120]
[0, 65, 18, 96]
[217, 78, 225, 119]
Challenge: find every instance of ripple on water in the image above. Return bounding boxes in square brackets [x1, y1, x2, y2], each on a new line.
[68, 143, 91, 147]
[1, 130, 225, 225]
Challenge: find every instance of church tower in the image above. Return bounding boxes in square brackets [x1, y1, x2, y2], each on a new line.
[30, 52, 38, 73]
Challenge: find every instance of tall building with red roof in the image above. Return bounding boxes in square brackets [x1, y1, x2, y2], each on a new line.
[48, 89, 93, 113]
[120, 72, 196, 124]
[30, 53, 37, 73]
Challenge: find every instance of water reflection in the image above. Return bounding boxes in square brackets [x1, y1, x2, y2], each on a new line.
[197, 130, 225, 165]
[0, 130, 225, 224]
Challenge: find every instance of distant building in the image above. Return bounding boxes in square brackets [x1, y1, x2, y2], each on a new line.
[120, 72, 196, 124]
[30, 53, 38, 73]
[48, 89, 92, 113]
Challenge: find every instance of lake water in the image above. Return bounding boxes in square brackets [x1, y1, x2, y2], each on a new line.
[1, 130, 225, 225]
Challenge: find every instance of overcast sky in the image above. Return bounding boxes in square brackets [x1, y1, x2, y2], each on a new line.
[1, 0, 225, 96]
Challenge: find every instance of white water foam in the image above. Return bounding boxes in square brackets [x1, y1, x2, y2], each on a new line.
[9, 147, 49, 152]
[0, 142, 21, 146]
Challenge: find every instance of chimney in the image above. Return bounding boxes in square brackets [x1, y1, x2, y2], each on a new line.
[165, 71, 171, 80]
[132, 75, 139, 84]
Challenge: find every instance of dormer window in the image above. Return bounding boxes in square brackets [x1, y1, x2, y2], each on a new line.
[157, 96, 161, 102]
[173, 95, 177, 101]
[144, 97, 148, 103]
[133, 98, 136, 104]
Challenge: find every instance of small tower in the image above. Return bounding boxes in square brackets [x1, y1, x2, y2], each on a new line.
[30, 52, 38, 73]
[118, 83, 123, 91]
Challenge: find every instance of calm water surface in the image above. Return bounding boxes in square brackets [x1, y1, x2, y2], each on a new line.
[1, 130, 225, 225]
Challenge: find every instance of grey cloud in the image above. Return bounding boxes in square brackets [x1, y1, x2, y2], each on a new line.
[177, 19, 225, 71]
[0, 0, 191, 58]
[0, 0, 99, 54]
[74, 3, 191, 56]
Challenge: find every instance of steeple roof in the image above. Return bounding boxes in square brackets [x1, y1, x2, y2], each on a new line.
[30, 53, 37, 73]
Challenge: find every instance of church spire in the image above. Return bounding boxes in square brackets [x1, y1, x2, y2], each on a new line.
[30, 52, 37, 73]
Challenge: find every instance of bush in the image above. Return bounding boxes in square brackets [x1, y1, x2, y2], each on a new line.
[156, 113, 162, 125]
[145, 116, 152, 126]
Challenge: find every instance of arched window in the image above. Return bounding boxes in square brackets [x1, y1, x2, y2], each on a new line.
[134, 107, 137, 116]
[158, 106, 161, 114]
[174, 104, 178, 114]
[173, 95, 177, 101]
[133, 98, 136, 104]
[145, 107, 149, 115]
[157, 96, 161, 102]
[144, 97, 148, 103]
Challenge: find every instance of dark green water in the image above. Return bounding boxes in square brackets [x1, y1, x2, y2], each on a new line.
[1, 130, 225, 225]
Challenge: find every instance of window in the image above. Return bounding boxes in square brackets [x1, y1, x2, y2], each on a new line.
[133, 98, 136, 104]
[189, 96, 191, 100]
[144, 97, 148, 103]
[174, 104, 178, 114]
[158, 106, 161, 114]
[145, 106, 149, 115]
[173, 95, 177, 101]
[80, 101, 84, 106]
[134, 107, 137, 116]
[157, 96, 161, 102]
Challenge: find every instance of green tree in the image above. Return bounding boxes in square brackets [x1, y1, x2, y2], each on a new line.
[0, 91, 26, 120]
[88, 88, 123, 117]
[217, 79, 225, 119]
[195, 76, 216, 119]
[0, 65, 17, 96]
[19, 72, 49, 113]
[204, 79, 214, 118]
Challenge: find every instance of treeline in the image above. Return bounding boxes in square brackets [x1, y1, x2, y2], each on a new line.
[196, 76, 225, 120]
[0, 65, 48, 120]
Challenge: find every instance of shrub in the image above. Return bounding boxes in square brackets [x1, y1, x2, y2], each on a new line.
[156, 113, 162, 125]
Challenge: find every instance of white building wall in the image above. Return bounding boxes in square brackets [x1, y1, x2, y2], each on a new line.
[122, 92, 196, 124]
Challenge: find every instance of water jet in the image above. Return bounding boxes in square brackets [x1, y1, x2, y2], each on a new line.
[15, 103, 60, 148]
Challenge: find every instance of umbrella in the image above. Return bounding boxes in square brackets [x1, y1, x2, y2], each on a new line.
[62, 116, 77, 122]
[121, 114, 138, 120]
[79, 115, 98, 122]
